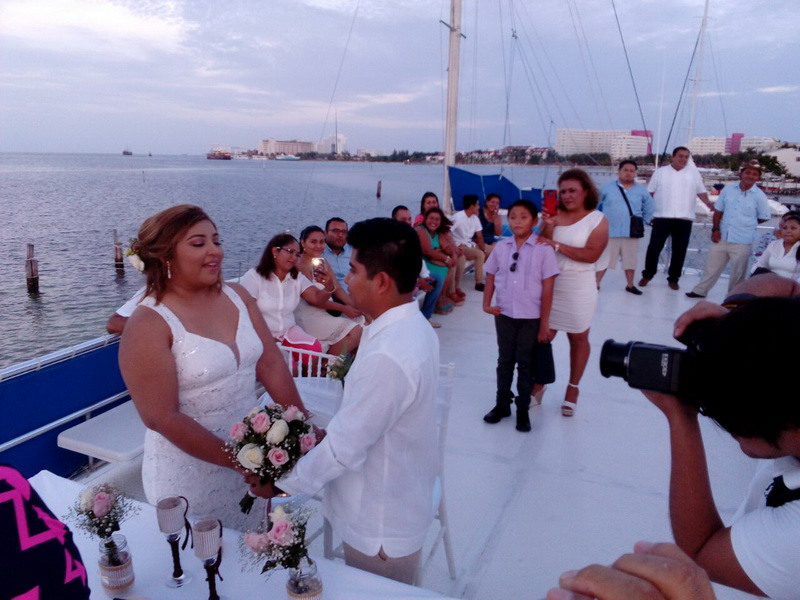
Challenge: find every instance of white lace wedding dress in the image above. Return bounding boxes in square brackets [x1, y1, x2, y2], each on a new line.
[139, 285, 265, 531]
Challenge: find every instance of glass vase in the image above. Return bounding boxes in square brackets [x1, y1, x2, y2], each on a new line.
[98, 533, 135, 593]
[286, 558, 323, 600]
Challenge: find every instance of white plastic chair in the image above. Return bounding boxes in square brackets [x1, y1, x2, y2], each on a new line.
[320, 362, 458, 585]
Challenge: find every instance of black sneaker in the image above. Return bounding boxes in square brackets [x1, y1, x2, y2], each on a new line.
[625, 286, 643, 295]
[475, 282, 485, 292]
[516, 409, 531, 432]
[483, 404, 511, 423]
[685, 291, 706, 298]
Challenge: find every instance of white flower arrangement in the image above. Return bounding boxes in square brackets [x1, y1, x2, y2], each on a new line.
[241, 503, 315, 576]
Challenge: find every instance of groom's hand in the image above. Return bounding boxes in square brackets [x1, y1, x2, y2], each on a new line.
[245, 474, 278, 499]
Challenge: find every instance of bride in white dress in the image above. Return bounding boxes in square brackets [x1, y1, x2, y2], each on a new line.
[119, 205, 310, 531]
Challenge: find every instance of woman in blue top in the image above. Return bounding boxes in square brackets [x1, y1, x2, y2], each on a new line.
[479, 193, 503, 254]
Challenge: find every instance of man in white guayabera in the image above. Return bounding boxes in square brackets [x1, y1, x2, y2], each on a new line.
[251, 218, 439, 585]
[639, 146, 714, 291]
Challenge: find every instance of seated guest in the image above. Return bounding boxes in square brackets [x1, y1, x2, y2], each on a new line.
[451, 194, 487, 292]
[479, 193, 504, 256]
[251, 218, 440, 586]
[238, 233, 337, 355]
[1, 464, 91, 599]
[417, 207, 459, 315]
[295, 226, 363, 355]
[323, 217, 352, 294]
[106, 286, 145, 334]
[393, 205, 443, 328]
[413, 191, 441, 226]
[751, 211, 800, 281]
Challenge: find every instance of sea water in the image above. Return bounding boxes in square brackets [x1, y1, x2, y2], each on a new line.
[0, 153, 602, 368]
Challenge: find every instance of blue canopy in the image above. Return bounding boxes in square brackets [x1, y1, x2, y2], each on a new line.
[448, 166, 543, 211]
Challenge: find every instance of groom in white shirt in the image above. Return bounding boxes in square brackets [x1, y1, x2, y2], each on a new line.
[253, 217, 440, 584]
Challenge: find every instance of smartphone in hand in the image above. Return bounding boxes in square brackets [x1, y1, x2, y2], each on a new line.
[311, 257, 327, 282]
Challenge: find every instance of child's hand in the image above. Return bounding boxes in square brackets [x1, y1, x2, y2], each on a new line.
[483, 305, 502, 316]
[537, 324, 552, 343]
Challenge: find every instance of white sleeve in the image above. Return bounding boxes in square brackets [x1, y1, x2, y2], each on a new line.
[116, 286, 146, 318]
[278, 353, 410, 496]
[237, 269, 260, 298]
[730, 501, 800, 599]
[298, 272, 314, 293]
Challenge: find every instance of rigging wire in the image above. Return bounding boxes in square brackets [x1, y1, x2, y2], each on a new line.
[662, 26, 702, 156]
[512, 1, 601, 166]
[565, 0, 605, 129]
[610, 0, 651, 149]
[707, 28, 729, 136]
[570, 0, 615, 130]
[304, 0, 361, 202]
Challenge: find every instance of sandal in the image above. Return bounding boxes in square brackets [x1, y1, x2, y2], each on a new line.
[531, 385, 547, 407]
[561, 383, 579, 417]
[447, 294, 465, 307]
[435, 304, 454, 315]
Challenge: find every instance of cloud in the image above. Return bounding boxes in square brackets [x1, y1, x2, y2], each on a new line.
[0, 0, 193, 60]
[757, 86, 800, 94]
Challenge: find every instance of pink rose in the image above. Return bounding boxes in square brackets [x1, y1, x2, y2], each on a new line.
[92, 491, 114, 518]
[300, 433, 317, 454]
[245, 532, 270, 553]
[251, 412, 271, 434]
[230, 422, 247, 442]
[266, 518, 294, 546]
[267, 447, 289, 467]
[284, 406, 303, 422]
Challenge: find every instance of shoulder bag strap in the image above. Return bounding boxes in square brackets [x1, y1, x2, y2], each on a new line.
[617, 184, 635, 217]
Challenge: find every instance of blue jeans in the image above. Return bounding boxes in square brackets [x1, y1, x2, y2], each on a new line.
[420, 273, 445, 319]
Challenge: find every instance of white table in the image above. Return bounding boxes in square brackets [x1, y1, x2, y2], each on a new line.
[30, 470, 453, 600]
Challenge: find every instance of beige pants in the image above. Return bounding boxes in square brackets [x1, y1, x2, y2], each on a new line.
[692, 240, 751, 296]
[343, 543, 422, 585]
[455, 244, 485, 289]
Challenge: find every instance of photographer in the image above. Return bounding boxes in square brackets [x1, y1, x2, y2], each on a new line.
[632, 282, 800, 598]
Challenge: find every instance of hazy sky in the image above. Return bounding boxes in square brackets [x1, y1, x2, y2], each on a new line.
[1, 0, 798, 155]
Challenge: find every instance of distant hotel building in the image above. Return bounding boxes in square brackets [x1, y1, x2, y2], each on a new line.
[689, 133, 780, 155]
[258, 138, 316, 156]
[555, 129, 652, 160]
[319, 134, 348, 155]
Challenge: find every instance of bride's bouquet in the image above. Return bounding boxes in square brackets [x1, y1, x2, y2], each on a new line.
[230, 403, 318, 514]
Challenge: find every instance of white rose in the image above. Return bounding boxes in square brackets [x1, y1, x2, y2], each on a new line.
[265, 419, 289, 444]
[127, 254, 145, 273]
[269, 505, 286, 521]
[79, 489, 94, 512]
[247, 406, 262, 419]
[236, 443, 264, 471]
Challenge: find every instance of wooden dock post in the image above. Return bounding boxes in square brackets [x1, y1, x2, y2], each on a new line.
[113, 229, 124, 270]
[376, 180, 382, 198]
[25, 244, 39, 294]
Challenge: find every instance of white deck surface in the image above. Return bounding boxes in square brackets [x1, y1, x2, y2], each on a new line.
[415, 261, 760, 599]
[81, 252, 762, 599]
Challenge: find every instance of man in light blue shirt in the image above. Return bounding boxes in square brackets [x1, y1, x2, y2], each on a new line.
[687, 160, 771, 298]
[323, 217, 353, 294]
[597, 160, 654, 294]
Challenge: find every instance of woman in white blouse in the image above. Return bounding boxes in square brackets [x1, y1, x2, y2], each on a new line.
[753, 212, 800, 281]
[239, 232, 338, 353]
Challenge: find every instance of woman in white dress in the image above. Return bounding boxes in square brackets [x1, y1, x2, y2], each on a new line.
[119, 205, 310, 531]
[538, 169, 609, 417]
[295, 226, 363, 355]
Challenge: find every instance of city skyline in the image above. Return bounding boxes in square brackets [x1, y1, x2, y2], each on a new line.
[1, 1, 798, 156]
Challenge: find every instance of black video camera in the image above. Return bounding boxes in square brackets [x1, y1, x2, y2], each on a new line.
[599, 319, 715, 397]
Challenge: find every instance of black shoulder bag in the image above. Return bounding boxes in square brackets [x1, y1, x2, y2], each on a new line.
[619, 185, 645, 238]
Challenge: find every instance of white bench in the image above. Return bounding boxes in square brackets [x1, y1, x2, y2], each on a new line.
[57, 400, 146, 463]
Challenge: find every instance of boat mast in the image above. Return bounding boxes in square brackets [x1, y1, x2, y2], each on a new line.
[686, 0, 710, 146]
[441, 0, 463, 214]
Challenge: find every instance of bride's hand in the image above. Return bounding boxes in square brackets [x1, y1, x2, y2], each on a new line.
[245, 473, 278, 498]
